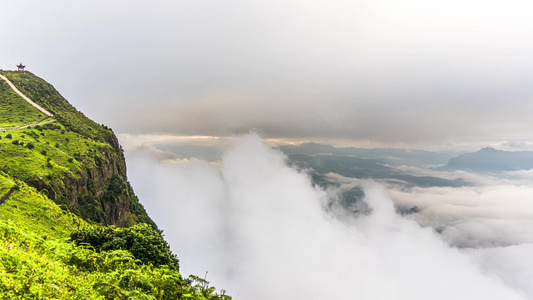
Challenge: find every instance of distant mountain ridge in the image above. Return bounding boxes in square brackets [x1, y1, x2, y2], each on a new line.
[279, 143, 465, 187]
[287, 153, 465, 187]
[440, 147, 533, 173]
[279, 142, 453, 167]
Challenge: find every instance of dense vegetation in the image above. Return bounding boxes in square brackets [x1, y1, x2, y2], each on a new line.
[71, 224, 180, 270]
[0, 220, 230, 299]
[0, 70, 231, 298]
[0, 170, 230, 299]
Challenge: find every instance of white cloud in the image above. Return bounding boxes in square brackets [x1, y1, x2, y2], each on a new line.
[390, 185, 533, 245]
[469, 244, 533, 297]
[3, 0, 533, 145]
[126, 134, 529, 299]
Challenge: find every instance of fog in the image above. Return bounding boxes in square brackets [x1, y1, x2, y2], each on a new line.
[126, 134, 530, 299]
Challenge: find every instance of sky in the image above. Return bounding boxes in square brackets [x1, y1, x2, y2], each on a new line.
[3, 2, 533, 298]
[2, 0, 533, 150]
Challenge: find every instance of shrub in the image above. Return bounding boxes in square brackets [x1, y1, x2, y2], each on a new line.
[71, 223, 179, 270]
[11, 140, 19, 145]
[5, 133, 12, 139]
[26, 142, 34, 149]
[0, 221, 196, 300]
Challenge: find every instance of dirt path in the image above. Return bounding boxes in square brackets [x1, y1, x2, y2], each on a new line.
[0, 74, 56, 131]
[0, 74, 53, 117]
[0, 187, 15, 205]
[0, 116, 55, 132]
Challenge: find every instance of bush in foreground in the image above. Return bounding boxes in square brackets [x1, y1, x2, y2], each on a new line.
[0, 220, 231, 299]
[71, 223, 179, 270]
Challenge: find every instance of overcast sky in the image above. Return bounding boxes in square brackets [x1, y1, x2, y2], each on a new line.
[2, 0, 533, 150]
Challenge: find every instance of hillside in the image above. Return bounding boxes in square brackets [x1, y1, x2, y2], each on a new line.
[440, 147, 533, 173]
[0, 70, 230, 299]
[0, 70, 151, 226]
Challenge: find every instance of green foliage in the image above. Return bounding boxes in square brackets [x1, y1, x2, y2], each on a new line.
[0, 71, 118, 145]
[0, 221, 103, 299]
[0, 79, 44, 129]
[0, 220, 183, 299]
[184, 275, 232, 300]
[0, 177, 231, 299]
[0, 220, 231, 299]
[0, 173, 79, 239]
[77, 194, 105, 223]
[71, 223, 180, 270]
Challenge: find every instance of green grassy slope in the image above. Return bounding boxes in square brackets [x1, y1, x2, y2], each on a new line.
[0, 173, 79, 239]
[1, 71, 115, 144]
[0, 125, 103, 181]
[0, 70, 152, 227]
[0, 70, 231, 299]
[0, 173, 230, 299]
[0, 79, 46, 128]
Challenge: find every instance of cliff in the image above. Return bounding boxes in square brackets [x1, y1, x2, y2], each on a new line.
[0, 70, 231, 299]
[0, 70, 152, 227]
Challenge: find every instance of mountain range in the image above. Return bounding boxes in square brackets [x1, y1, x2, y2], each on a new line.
[440, 147, 533, 173]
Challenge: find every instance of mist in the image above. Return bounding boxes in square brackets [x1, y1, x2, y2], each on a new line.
[125, 134, 529, 299]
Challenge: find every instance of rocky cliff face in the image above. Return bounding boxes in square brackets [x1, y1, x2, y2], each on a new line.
[0, 70, 153, 228]
[25, 140, 153, 227]
[26, 141, 149, 227]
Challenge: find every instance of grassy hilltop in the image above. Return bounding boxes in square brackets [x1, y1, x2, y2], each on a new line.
[0, 70, 150, 226]
[0, 70, 229, 299]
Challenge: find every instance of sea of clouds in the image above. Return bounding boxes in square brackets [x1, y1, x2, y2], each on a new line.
[124, 134, 532, 299]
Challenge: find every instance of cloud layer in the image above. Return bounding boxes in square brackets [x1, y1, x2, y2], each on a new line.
[3, 0, 533, 146]
[126, 134, 529, 299]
